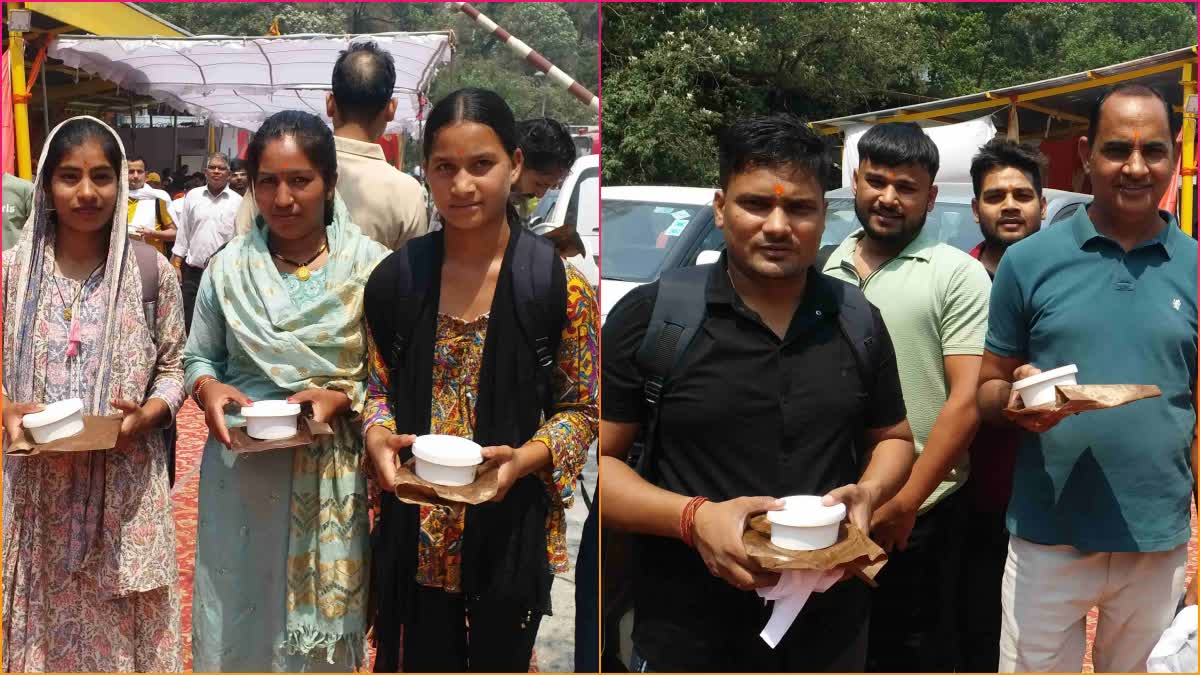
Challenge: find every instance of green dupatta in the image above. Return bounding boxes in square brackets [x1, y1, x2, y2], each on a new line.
[207, 196, 388, 664]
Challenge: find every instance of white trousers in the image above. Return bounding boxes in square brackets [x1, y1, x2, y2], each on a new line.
[999, 534, 1188, 672]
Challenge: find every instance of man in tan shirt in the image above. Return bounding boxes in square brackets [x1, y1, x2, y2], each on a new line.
[236, 41, 428, 249]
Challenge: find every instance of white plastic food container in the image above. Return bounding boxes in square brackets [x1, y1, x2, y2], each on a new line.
[767, 495, 848, 551]
[240, 400, 302, 440]
[412, 434, 484, 487]
[1013, 364, 1079, 408]
[22, 398, 85, 444]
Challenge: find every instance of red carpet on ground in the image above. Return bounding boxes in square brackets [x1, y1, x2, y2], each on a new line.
[171, 401, 1193, 673]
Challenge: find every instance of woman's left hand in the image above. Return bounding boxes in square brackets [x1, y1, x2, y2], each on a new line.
[482, 445, 526, 502]
[288, 388, 352, 424]
[111, 398, 166, 450]
[481, 442, 553, 502]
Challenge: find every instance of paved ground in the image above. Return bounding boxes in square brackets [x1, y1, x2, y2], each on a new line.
[533, 444, 596, 673]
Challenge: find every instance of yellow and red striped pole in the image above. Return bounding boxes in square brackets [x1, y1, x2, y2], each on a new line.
[453, 2, 599, 113]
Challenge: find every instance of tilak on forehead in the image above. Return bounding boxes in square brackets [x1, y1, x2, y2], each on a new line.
[773, 183, 785, 196]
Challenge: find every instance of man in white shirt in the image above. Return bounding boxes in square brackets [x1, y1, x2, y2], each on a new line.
[234, 41, 428, 249]
[127, 156, 177, 256]
[172, 152, 242, 331]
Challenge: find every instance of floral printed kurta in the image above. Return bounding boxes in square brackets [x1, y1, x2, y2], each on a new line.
[2, 248, 186, 672]
[363, 263, 599, 591]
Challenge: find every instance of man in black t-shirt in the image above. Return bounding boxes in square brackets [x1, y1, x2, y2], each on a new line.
[600, 114, 916, 672]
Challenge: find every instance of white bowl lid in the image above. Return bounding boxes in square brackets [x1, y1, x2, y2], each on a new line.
[22, 398, 84, 428]
[1013, 364, 1079, 391]
[240, 400, 302, 418]
[766, 495, 847, 528]
[412, 434, 484, 467]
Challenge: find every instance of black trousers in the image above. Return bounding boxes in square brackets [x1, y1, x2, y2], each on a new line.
[956, 502, 1009, 673]
[867, 486, 967, 673]
[633, 575, 872, 672]
[181, 262, 204, 334]
[575, 505, 599, 673]
[401, 585, 543, 673]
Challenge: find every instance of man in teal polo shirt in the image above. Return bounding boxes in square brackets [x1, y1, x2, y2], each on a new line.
[978, 83, 1196, 673]
[823, 122, 992, 671]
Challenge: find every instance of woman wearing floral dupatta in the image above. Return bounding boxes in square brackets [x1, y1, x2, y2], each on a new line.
[2, 117, 185, 672]
[184, 111, 388, 671]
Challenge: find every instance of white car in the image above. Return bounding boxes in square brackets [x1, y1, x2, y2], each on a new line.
[600, 182, 1092, 322]
[599, 186, 719, 323]
[529, 154, 599, 286]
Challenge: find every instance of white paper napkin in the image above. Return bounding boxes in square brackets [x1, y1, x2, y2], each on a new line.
[756, 568, 844, 648]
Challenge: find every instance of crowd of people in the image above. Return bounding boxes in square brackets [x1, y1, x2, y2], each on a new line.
[1, 40, 598, 673]
[601, 83, 1196, 673]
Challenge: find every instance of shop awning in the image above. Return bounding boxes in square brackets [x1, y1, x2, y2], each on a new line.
[47, 31, 454, 135]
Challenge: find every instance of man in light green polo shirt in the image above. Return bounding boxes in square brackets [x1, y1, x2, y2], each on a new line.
[822, 122, 991, 672]
[3, 172, 34, 251]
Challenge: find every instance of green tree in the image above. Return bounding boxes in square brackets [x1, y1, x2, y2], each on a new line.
[602, 2, 1197, 186]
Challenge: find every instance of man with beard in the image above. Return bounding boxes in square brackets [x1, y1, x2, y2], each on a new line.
[978, 84, 1195, 673]
[956, 139, 1048, 673]
[228, 158, 249, 196]
[602, 114, 915, 672]
[821, 122, 992, 672]
[126, 155, 177, 256]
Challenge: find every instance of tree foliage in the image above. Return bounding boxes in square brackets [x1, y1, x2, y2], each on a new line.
[148, 2, 599, 125]
[602, 2, 1197, 186]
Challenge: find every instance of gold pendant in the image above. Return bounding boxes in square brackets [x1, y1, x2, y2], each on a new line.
[296, 265, 311, 282]
[63, 307, 72, 321]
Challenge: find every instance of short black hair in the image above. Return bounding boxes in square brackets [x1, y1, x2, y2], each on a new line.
[717, 113, 832, 190]
[331, 41, 396, 123]
[128, 156, 146, 166]
[856, 122, 940, 182]
[1087, 83, 1177, 145]
[229, 158, 246, 173]
[969, 138, 1047, 198]
[517, 118, 575, 174]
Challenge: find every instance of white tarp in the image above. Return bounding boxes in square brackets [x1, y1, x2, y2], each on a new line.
[49, 32, 453, 135]
[840, 115, 998, 186]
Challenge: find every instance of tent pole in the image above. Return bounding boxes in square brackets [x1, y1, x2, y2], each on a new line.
[1180, 62, 1195, 238]
[10, 31, 33, 180]
[40, 56, 49, 136]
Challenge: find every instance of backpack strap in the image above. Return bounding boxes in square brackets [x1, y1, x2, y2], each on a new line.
[631, 263, 712, 478]
[130, 240, 160, 337]
[825, 278, 883, 471]
[825, 278, 879, 392]
[511, 231, 568, 421]
[384, 236, 436, 407]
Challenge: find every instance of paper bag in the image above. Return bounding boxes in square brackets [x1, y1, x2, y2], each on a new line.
[1004, 384, 1161, 419]
[4, 415, 124, 456]
[228, 417, 334, 454]
[743, 516, 889, 587]
[392, 457, 500, 509]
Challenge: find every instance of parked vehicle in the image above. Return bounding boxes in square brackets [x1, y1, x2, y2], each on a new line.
[530, 154, 599, 286]
[600, 183, 1092, 322]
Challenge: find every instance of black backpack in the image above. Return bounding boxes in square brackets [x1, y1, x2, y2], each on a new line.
[363, 230, 567, 430]
[600, 261, 882, 671]
[130, 240, 178, 487]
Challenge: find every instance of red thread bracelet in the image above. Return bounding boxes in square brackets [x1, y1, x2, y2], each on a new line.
[680, 496, 709, 548]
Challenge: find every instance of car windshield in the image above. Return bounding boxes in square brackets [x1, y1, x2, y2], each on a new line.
[601, 199, 706, 282]
[822, 198, 982, 254]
